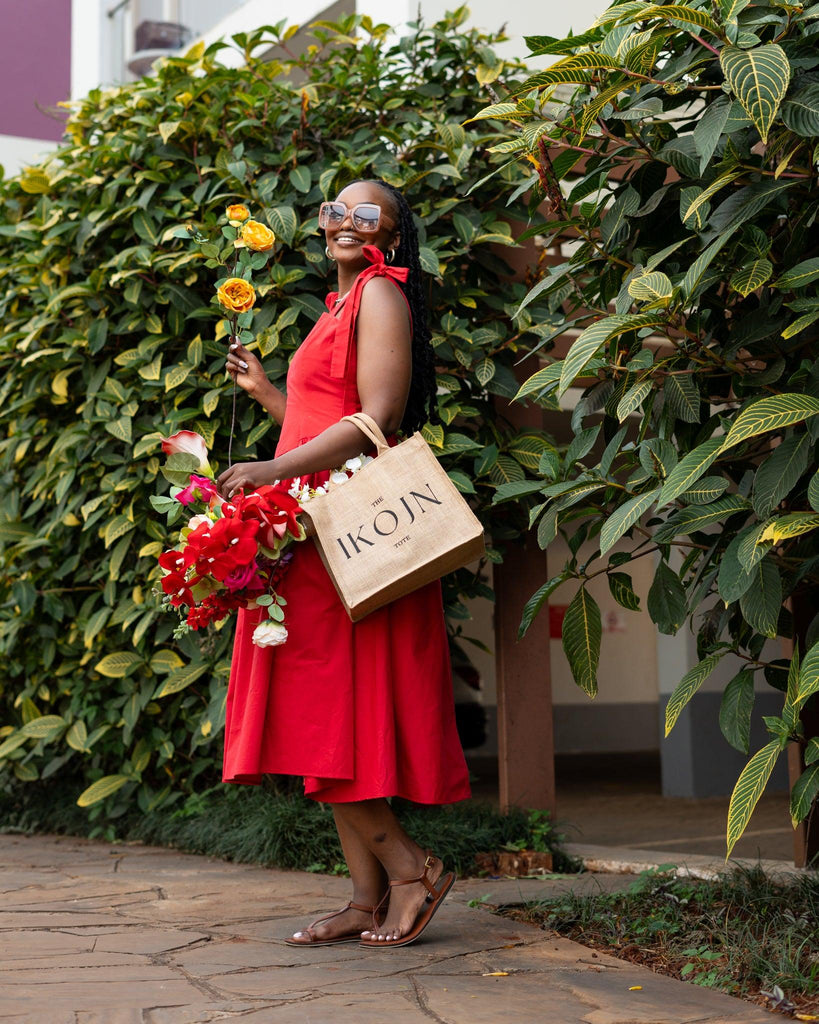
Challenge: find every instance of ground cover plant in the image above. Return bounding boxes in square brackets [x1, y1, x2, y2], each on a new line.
[507, 867, 819, 1017]
[0, 777, 571, 877]
[476, 0, 819, 854]
[0, 11, 557, 817]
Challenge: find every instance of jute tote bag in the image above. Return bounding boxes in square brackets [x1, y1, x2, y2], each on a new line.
[304, 412, 485, 621]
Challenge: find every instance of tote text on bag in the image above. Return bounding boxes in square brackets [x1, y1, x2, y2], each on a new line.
[304, 412, 485, 621]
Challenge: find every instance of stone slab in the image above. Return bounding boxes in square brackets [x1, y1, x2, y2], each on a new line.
[0, 833, 774, 1023]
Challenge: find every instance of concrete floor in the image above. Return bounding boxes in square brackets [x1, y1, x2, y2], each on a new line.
[468, 753, 795, 862]
[0, 833, 773, 1024]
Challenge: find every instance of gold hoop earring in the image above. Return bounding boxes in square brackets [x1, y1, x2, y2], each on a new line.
[325, 246, 335, 261]
[385, 248, 395, 264]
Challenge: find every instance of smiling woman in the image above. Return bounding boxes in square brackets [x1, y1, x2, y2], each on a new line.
[216, 179, 470, 950]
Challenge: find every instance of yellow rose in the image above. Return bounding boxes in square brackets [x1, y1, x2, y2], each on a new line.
[226, 204, 250, 223]
[217, 277, 256, 314]
[241, 219, 276, 252]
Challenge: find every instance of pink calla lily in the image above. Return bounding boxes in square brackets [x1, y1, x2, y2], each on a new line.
[160, 430, 213, 477]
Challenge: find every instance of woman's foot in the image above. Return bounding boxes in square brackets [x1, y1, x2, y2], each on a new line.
[360, 855, 447, 944]
[286, 901, 376, 946]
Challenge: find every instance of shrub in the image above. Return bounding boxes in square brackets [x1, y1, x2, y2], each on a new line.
[478, 0, 819, 853]
[0, 11, 552, 819]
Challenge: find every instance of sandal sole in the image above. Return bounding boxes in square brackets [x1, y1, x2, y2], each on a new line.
[359, 871, 455, 949]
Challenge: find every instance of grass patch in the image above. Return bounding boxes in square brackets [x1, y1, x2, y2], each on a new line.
[506, 867, 819, 1016]
[0, 775, 575, 877]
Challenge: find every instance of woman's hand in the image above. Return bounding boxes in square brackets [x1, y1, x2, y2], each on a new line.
[217, 460, 279, 498]
[225, 339, 269, 398]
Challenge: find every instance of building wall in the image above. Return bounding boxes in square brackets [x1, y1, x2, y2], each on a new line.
[0, 0, 71, 175]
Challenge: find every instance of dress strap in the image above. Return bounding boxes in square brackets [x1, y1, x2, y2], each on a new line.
[329, 245, 410, 379]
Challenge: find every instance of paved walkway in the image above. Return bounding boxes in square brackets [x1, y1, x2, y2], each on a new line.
[0, 833, 774, 1023]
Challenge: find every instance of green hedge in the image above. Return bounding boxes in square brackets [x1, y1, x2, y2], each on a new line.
[0, 777, 574, 877]
[0, 12, 555, 815]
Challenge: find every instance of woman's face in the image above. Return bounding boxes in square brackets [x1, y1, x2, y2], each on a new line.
[323, 182, 400, 270]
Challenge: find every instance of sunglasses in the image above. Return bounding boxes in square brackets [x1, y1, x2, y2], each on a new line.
[318, 201, 395, 233]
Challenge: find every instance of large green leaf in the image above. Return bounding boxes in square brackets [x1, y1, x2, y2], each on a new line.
[752, 433, 810, 517]
[608, 572, 640, 611]
[599, 487, 660, 554]
[558, 315, 663, 397]
[647, 560, 686, 635]
[727, 740, 781, 857]
[729, 259, 773, 297]
[719, 670, 755, 754]
[627, 272, 672, 305]
[76, 774, 131, 808]
[717, 529, 756, 604]
[616, 379, 653, 422]
[94, 652, 143, 678]
[773, 257, 819, 291]
[790, 764, 819, 828]
[626, 4, 720, 34]
[739, 556, 782, 638]
[665, 653, 723, 736]
[780, 83, 819, 137]
[561, 587, 602, 697]
[664, 373, 700, 423]
[654, 495, 749, 542]
[722, 395, 819, 451]
[518, 573, 568, 639]
[795, 642, 819, 707]
[719, 43, 791, 143]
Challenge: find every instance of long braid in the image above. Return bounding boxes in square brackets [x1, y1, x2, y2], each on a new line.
[349, 178, 437, 433]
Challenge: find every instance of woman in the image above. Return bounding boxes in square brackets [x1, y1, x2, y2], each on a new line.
[216, 179, 471, 948]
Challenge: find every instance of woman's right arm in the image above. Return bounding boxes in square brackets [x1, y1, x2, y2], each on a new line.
[225, 339, 286, 424]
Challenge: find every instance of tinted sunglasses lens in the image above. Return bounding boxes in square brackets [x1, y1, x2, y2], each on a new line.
[319, 202, 346, 228]
[352, 204, 381, 231]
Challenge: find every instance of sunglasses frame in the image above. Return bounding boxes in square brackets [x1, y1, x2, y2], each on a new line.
[318, 201, 396, 233]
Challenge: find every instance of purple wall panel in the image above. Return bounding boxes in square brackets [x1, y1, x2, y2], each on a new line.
[0, 0, 71, 142]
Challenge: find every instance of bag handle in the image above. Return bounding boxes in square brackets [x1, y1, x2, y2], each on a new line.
[341, 411, 390, 456]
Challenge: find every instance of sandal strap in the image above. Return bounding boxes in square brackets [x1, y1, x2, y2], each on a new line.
[387, 854, 439, 898]
[306, 899, 375, 935]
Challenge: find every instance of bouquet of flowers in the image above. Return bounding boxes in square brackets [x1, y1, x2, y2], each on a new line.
[152, 430, 372, 647]
[152, 429, 304, 647]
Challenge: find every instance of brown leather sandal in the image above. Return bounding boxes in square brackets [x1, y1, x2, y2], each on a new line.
[284, 900, 381, 947]
[359, 855, 455, 949]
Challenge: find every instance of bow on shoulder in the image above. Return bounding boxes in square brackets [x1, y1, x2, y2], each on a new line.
[329, 245, 410, 379]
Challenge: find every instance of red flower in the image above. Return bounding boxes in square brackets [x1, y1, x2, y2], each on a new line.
[160, 569, 196, 608]
[159, 549, 186, 573]
[183, 516, 260, 582]
[223, 485, 302, 548]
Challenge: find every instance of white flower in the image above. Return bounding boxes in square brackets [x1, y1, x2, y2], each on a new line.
[186, 513, 212, 532]
[160, 430, 212, 475]
[344, 456, 363, 472]
[329, 471, 349, 487]
[252, 621, 288, 647]
[360, 454, 374, 467]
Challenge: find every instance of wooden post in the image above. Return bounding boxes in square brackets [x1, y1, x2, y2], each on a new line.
[494, 535, 556, 814]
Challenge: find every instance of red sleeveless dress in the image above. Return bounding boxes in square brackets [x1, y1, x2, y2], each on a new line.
[222, 246, 471, 805]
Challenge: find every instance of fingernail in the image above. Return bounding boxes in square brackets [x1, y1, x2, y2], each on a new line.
[230, 343, 239, 351]
[239, 361, 248, 369]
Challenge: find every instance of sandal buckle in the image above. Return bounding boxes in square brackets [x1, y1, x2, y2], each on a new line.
[424, 855, 435, 870]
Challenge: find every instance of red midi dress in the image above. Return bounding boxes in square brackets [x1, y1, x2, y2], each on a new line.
[222, 246, 471, 805]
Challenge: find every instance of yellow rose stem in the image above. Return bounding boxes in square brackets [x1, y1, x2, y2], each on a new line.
[226, 218, 241, 469]
[227, 313, 239, 469]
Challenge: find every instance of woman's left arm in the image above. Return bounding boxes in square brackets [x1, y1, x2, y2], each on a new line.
[217, 277, 411, 496]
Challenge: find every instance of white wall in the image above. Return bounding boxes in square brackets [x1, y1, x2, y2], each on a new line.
[420, 0, 607, 57]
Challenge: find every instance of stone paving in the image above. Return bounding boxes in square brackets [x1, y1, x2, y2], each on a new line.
[0, 833, 774, 1024]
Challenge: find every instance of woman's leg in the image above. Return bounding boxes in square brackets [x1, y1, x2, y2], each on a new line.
[333, 799, 446, 943]
[289, 806, 387, 942]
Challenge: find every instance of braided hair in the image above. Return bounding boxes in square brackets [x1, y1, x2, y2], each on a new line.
[349, 178, 437, 433]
